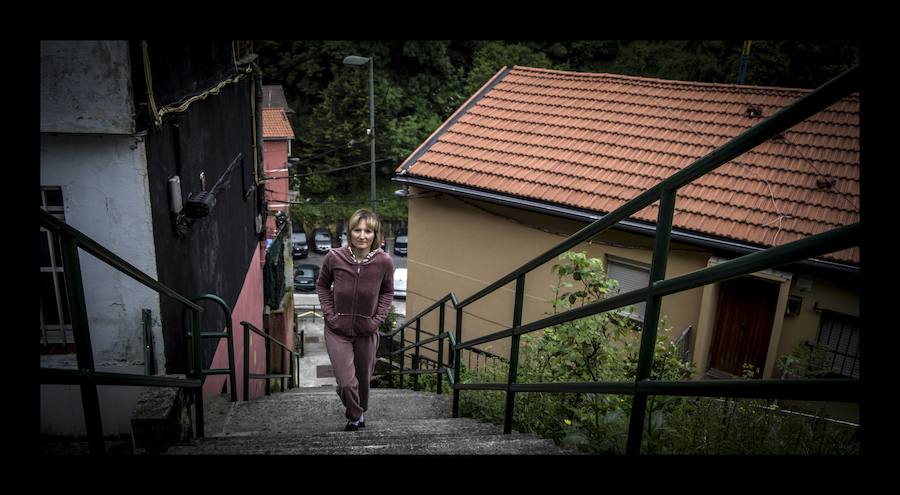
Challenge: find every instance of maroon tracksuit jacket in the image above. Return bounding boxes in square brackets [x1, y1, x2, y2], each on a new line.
[316, 246, 394, 336]
[316, 246, 394, 422]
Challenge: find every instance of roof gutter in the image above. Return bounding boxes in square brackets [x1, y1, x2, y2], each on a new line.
[393, 175, 859, 275]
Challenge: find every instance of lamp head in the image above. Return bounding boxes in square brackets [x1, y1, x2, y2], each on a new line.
[343, 55, 370, 66]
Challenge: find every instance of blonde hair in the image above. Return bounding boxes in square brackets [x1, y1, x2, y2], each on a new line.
[348, 208, 382, 252]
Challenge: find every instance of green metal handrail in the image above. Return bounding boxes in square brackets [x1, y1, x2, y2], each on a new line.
[384, 64, 862, 454]
[241, 320, 300, 400]
[376, 323, 502, 391]
[188, 294, 238, 403]
[39, 209, 207, 455]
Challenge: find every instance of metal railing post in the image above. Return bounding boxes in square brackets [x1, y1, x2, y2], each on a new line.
[388, 330, 394, 388]
[264, 321, 272, 397]
[626, 188, 676, 455]
[453, 307, 463, 417]
[398, 326, 405, 390]
[191, 308, 205, 438]
[414, 319, 421, 391]
[244, 322, 250, 401]
[60, 235, 104, 454]
[142, 309, 155, 376]
[504, 274, 526, 434]
[437, 302, 445, 394]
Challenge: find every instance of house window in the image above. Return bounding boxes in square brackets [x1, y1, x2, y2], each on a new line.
[814, 310, 860, 379]
[606, 257, 650, 324]
[40, 187, 74, 353]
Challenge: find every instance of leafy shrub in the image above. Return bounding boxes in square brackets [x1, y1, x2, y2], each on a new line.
[458, 252, 858, 454]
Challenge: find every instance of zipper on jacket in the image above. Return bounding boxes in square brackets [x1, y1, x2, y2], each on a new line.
[350, 259, 361, 335]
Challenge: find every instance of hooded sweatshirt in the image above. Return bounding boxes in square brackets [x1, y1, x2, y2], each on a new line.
[316, 246, 394, 337]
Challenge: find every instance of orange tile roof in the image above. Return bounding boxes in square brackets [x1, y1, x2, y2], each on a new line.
[397, 66, 859, 265]
[262, 107, 295, 139]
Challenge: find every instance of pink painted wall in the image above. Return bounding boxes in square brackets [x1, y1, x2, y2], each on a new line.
[264, 139, 291, 239]
[204, 245, 267, 400]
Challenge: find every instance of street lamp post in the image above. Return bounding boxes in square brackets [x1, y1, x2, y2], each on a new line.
[343, 55, 376, 212]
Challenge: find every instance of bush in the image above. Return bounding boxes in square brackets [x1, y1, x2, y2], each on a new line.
[456, 252, 858, 454]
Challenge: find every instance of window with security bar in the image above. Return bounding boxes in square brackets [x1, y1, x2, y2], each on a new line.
[814, 310, 860, 379]
[40, 187, 74, 353]
[606, 257, 650, 325]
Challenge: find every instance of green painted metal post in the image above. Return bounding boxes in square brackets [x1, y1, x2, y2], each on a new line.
[626, 189, 676, 455]
[226, 315, 237, 402]
[414, 319, 421, 391]
[191, 309, 204, 438]
[60, 235, 105, 454]
[280, 348, 286, 392]
[244, 322, 250, 401]
[437, 302, 445, 394]
[453, 307, 463, 418]
[264, 318, 271, 396]
[142, 309, 155, 376]
[398, 326, 405, 390]
[388, 330, 394, 388]
[504, 274, 526, 434]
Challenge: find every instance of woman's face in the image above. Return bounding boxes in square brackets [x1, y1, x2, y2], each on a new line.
[350, 222, 375, 252]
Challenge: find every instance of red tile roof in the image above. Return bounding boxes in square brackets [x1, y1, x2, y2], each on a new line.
[262, 107, 295, 139]
[397, 66, 859, 264]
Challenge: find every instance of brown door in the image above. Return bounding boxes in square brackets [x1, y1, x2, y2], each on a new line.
[708, 277, 779, 377]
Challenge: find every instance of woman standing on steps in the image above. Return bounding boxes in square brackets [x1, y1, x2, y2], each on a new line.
[316, 208, 394, 431]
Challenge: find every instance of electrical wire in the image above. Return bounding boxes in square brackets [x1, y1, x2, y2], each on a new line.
[292, 138, 366, 165]
[291, 157, 397, 178]
[661, 105, 793, 246]
[731, 84, 860, 212]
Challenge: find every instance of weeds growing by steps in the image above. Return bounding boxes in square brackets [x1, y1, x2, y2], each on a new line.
[381, 252, 859, 454]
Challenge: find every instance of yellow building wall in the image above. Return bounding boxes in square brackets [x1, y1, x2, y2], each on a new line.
[404, 190, 709, 362]
[402, 187, 860, 422]
[405, 188, 859, 365]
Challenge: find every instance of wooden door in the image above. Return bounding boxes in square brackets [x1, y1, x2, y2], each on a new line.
[708, 277, 779, 377]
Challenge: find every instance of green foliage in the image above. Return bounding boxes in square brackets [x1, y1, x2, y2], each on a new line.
[464, 41, 558, 95]
[378, 305, 402, 335]
[457, 252, 693, 453]
[257, 39, 858, 230]
[777, 341, 834, 379]
[454, 251, 857, 454]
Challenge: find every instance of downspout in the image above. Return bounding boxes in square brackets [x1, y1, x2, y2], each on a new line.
[250, 61, 267, 240]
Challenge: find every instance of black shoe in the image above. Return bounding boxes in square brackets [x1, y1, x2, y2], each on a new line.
[344, 421, 359, 432]
[358, 420, 366, 428]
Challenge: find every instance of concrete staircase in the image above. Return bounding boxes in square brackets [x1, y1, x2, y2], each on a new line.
[166, 387, 573, 455]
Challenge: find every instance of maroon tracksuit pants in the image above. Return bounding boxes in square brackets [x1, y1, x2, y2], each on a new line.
[324, 329, 380, 422]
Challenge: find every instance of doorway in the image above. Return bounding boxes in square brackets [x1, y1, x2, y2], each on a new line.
[708, 276, 779, 377]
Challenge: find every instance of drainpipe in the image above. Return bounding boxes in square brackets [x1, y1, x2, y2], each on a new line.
[250, 61, 267, 240]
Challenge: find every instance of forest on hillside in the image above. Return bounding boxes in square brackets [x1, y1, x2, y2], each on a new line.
[253, 40, 859, 225]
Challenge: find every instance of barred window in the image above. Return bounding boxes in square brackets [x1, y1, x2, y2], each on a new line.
[40, 187, 74, 353]
[815, 310, 860, 379]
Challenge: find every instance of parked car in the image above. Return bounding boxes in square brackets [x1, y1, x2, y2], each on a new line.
[393, 228, 408, 256]
[312, 228, 332, 254]
[294, 264, 320, 292]
[338, 222, 348, 247]
[393, 268, 407, 299]
[292, 231, 308, 259]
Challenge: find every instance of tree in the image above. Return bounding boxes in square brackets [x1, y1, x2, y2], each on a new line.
[464, 41, 558, 95]
[255, 39, 859, 226]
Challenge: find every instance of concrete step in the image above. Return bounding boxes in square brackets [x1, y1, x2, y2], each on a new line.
[211, 417, 506, 437]
[184, 388, 577, 455]
[169, 429, 567, 455]
[215, 388, 454, 435]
